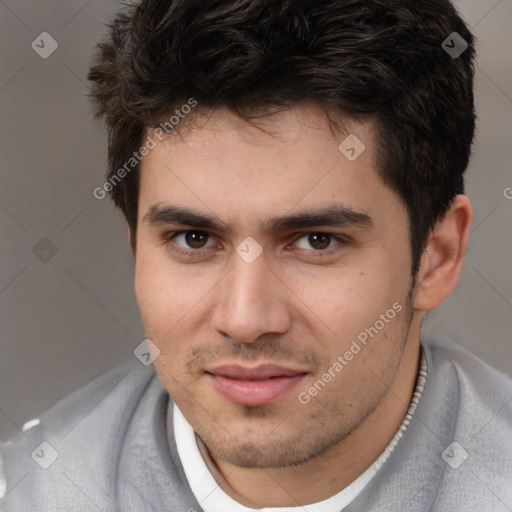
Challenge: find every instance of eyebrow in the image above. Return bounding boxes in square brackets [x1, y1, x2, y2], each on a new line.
[143, 204, 373, 233]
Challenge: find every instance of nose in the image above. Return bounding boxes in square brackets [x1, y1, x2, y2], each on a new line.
[210, 250, 292, 345]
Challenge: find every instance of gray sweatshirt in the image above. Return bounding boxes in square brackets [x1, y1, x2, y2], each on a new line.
[1, 330, 511, 511]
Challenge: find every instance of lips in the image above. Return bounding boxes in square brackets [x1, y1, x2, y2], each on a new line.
[208, 364, 305, 380]
[206, 363, 307, 406]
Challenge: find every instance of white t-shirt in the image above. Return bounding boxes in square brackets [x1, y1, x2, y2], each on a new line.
[174, 350, 428, 512]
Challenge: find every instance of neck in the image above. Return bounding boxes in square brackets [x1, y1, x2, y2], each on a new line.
[198, 314, 422, 507]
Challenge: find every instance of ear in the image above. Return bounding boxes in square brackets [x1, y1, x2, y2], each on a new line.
[413, 194, 473, 311]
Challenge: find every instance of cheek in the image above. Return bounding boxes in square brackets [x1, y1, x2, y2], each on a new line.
[134, 246, 218, 340]
[135, 247, 183, 331]
[135, 260, 197, 382]
[281, 262, 403, 341]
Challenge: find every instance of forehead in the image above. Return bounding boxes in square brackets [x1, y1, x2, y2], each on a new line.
[137, 104, 405, 230]
[155, 103, 369, 161]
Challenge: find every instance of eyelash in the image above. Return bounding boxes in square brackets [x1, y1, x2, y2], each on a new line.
[162, 230, 348, 258]
[163, 231, 219, 257]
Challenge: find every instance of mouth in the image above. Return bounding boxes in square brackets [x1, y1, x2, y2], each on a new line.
[205, 364, 308, 407]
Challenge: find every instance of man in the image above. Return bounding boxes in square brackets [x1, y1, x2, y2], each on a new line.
[1, 0, 511, 510]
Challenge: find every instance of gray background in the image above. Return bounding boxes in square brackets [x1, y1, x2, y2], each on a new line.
[1, 0, 511, 442]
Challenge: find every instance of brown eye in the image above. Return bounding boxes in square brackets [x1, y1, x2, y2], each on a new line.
[307, 233, 332, 250]
[292, 232, 345, 253]
[308, 233, 331, 250]
[184, 231, 209, 248]
[170, 231, 214, 251]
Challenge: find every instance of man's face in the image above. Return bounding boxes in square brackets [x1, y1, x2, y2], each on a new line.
[134, 104, 416, 468]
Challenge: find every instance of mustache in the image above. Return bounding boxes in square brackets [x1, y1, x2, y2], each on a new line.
[186, 338, 323, 371]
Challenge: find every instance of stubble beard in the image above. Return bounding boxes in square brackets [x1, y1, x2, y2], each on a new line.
[193, 290, 415, 469]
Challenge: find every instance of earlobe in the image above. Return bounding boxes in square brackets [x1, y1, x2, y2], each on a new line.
[413, 194, 473, 311]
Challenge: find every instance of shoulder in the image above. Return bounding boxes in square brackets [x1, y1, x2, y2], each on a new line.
[421, 329, 512, 441]
[352, 331, 512, 511]
[11, 358, 158, 441]
[0, 359, 161, 511]
[422, 329, 512, 395]
[420, 330, 512, 510]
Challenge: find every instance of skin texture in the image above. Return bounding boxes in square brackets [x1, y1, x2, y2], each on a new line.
[133, 103, 472, 507]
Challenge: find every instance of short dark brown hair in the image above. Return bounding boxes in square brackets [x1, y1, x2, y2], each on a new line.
[88, 0, 476, 275]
